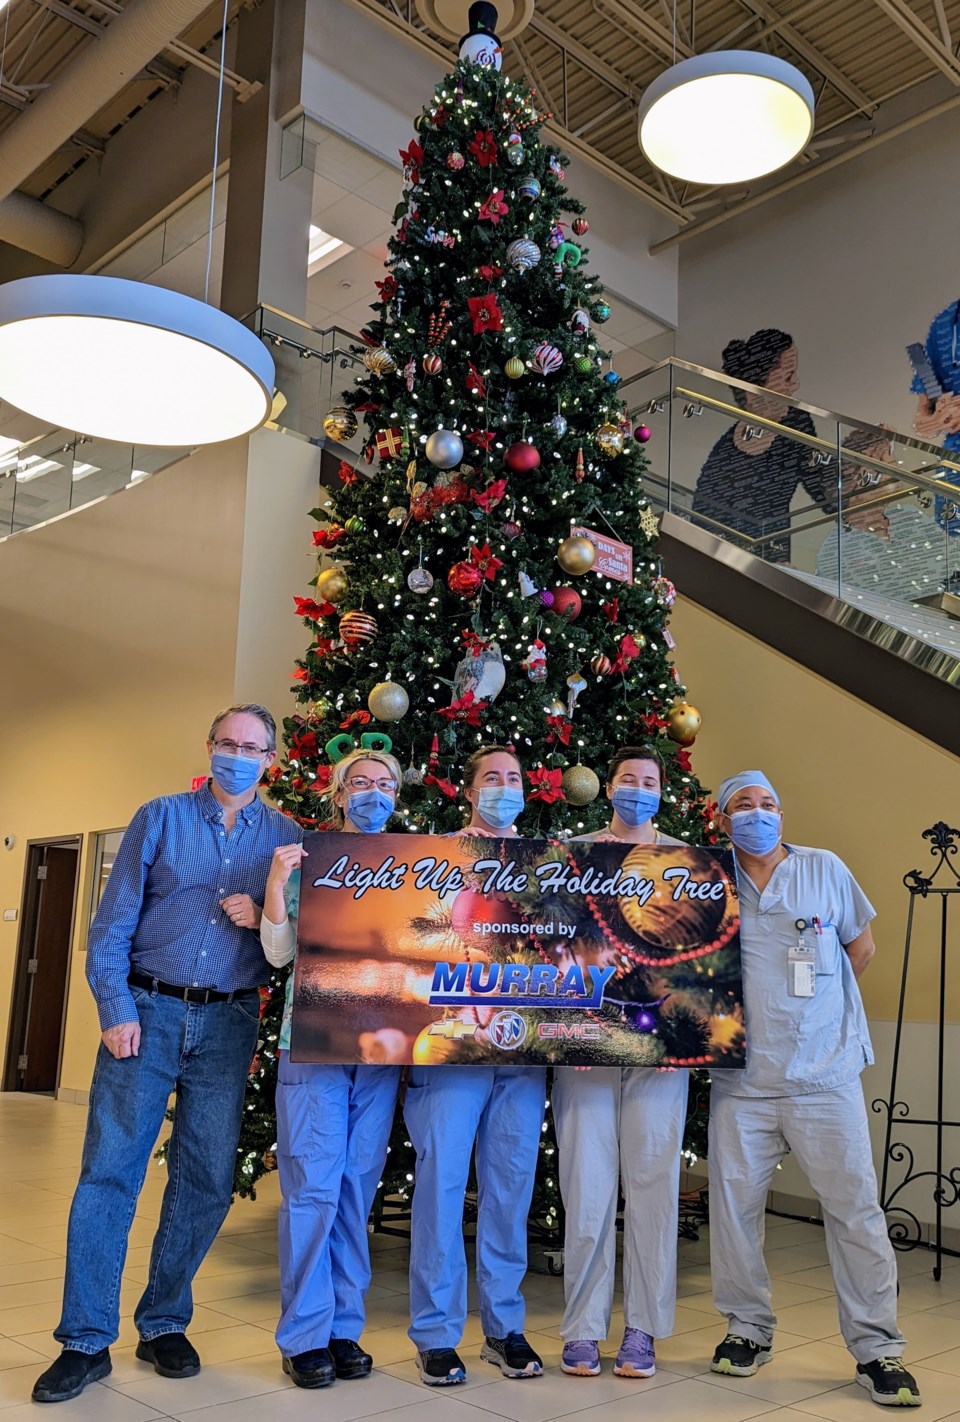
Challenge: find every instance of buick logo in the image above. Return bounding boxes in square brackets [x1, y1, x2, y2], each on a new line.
[489, 1010, 527, 1050]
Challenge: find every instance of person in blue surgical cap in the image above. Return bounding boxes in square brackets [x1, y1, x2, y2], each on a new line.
[707, 772, 920, 1409]
[405, 745, 546, 1389]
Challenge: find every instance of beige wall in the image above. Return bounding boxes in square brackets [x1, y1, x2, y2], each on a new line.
[0, 429, 321, 1096]
[670, 596, 960, 1023]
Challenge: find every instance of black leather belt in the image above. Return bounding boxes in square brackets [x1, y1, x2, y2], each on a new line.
[128, 970, 251, 1004]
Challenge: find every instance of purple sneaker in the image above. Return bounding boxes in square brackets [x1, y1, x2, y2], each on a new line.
[614, 1328, 656, 1378]
[561, 1340, 601, 1376]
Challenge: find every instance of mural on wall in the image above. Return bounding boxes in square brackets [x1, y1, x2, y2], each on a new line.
[908, 298, 960, 538]
[691, 329, 835, 563]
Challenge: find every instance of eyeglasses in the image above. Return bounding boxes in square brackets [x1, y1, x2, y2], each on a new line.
[345, 776, 397, 792]
[212, 739, 270, 759]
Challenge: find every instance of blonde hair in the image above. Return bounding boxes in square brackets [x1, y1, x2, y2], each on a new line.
[321, 747, 403, 827]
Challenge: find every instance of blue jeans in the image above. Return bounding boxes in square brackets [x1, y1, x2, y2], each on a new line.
[276, 1055, 399, 1355]
[405, 1065, 546, 1349]
[55, 982, 260, 1353]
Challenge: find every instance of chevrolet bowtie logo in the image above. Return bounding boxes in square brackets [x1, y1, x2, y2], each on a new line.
[427, 1020, 480, 1040]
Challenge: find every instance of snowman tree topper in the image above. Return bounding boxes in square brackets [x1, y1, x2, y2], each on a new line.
[459, 1, 503, 69]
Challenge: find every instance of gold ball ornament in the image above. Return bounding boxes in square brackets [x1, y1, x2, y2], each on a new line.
[562, 764, 601, 806]
[544, 697, 567, 717]
[412, 1024, 460, 1064]
[368, 681, 410, 722]
[618, 844, 732, 954]
[557, 534, 597, 576]
[323, 406, 358, 442]
[504, 356, 525, 379]
[666, 702, 702, 744]
[363, 346, 397, 376]
[315, 567, 349, 603]
[596, 423, 625, 457]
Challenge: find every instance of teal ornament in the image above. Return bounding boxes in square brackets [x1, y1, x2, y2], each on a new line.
[518, 175, 541, 200]
[593, 300, 611, 323]
[507, 145, 524, 167]
[603, 371, 622, 388]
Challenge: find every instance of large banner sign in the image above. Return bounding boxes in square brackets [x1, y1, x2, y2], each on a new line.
[289, 833, 745, 1069]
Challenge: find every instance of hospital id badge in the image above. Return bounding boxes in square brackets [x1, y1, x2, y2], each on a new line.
[788, 922, 816, 997]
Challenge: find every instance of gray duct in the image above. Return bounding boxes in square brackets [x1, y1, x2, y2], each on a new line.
[0, 0, 227, 267]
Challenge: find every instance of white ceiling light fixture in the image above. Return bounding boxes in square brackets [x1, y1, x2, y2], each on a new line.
[308, 225, 349, 277]
[0, 275, 275, 446]
[0, 0, 275, 448]
[638, 51, 815, 186]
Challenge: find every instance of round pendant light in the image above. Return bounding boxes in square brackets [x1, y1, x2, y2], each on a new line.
[638, 51, 815, 186]
[0, 274, 275, 446]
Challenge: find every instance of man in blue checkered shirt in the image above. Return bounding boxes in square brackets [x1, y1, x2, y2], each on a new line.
[33, 704, 300, 1405]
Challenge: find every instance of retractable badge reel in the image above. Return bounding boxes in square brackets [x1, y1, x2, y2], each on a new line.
[788, 919, 816, 997]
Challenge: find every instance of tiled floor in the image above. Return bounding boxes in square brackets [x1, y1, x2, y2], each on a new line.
[2, 1094, 960, 1420]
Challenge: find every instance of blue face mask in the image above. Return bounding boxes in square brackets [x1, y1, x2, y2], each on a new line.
[730, 808, 782, 855]
[346, 788, 395, 834]
[611, 786, 660, 828]
[476, 786, 525, 829]
[210, 751, 264, 796]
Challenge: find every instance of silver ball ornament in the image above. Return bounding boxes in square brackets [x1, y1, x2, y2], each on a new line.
[425, 429, 464, 469]
[407, 566, 434, 594]
[550, 413, 568, 437]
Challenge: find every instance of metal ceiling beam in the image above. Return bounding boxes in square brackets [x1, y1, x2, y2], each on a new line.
[871, 0, 960, 84]
[730, 0, 875, 112]
[592, 0, 693, 64]
[75, 0, 261, 99]
[528, 12, 646, 103]
[508, 34, 561, 121]
[931, 0, 952, 51]
[649, 86, 960, 252]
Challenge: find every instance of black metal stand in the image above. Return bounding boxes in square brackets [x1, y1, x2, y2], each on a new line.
[873, 822, 960, 1279]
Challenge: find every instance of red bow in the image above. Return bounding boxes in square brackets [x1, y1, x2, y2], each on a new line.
[424, 773, 459, 798]
[355, 399, 381, 414]
[526, 767, 565, 803]
[676, 748, 693, 772]
[312, 526, 346, 549]
[468, 128, 498, 167]
[468, 429, 496, 451]
[473, 478, 507, 512]
[602, 597, 620, 624]
[314, 637, 337, 657]
[293, 596, 335, 620]
[437, 691, 488, 725]
[545, 716, 572, 746]
[470, 542, 503, 581]
[291, 668, 310, 682]
[478, 189, 510, 225]
[478, 264, 503, 282]
[340, 710, 372, 730]
[338, 461, 358, 484]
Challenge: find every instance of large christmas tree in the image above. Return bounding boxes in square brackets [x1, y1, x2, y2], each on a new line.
[233, 31, 724, 1216]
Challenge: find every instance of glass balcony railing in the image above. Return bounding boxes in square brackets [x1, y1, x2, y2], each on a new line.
[247, 307, 365, 454]
[0, 430, 192, 540]
[622, 359, 960, 657]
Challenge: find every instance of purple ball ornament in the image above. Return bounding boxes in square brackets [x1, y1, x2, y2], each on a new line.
[539, 589, 555, 608]
[635, 424, 653, 443]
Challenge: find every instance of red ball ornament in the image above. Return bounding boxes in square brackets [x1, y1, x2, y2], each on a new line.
[339, 610, 378, 648]
[448, 560, 484, 598]
[572, 217, 589, 236]
[504, 440, 541, 474]
[634, 424, 652, 443]
[552, 586, 582, 620]
[590, 653, 612, 676]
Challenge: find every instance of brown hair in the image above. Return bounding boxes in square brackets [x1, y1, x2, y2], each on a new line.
[462, 744, 523, 788]
[606, 743, 665, 783]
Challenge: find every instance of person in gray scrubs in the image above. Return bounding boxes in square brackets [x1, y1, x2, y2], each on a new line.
[708, 771, 920, 1409]
[553, 745, 689, 1382]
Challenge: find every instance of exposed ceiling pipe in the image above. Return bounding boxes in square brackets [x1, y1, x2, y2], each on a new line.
[0, 0, 227, 267]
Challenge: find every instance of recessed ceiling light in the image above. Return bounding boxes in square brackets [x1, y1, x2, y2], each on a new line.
[308, 225, 351, 276]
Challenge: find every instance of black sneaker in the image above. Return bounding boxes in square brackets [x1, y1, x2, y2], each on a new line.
[480, 1332, 544, 1379]
[855, 1357, 922, 1407]
[710, 1333, 772, 1377]
[32, 1349, 112, 1403]
[136, 1333, 200, 1378]
[329, 1338, 373, 1379]
[282, 1349, 336, 1388]
[417, 1347, 467, 1386]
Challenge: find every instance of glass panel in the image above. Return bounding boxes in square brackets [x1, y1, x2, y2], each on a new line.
[250, 307, 364, 450]
[84, 829, 126, 946]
